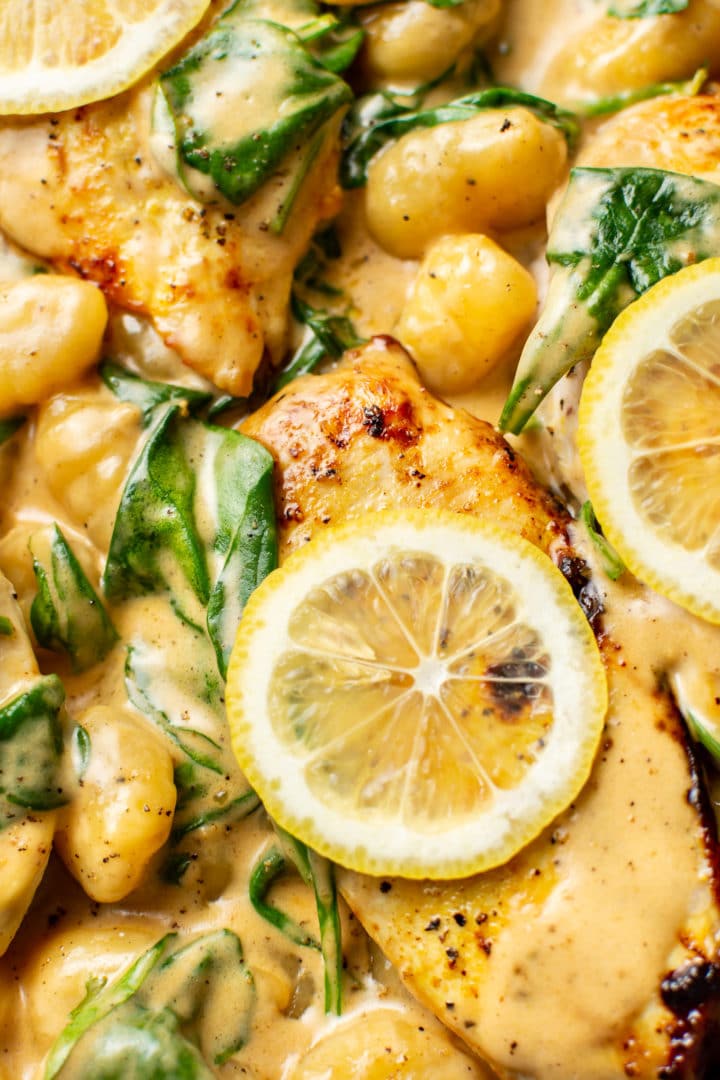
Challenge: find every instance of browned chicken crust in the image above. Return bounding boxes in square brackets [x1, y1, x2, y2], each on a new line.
[244, 340, 720, 1080]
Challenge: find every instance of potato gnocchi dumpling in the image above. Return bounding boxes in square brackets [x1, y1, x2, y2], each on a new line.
[0, 276, 106, 417]
[360, 0, 501, 85]
[54, 707, 177, 903]
[365, 107, 567, 257]
[396, 234, 537, 394]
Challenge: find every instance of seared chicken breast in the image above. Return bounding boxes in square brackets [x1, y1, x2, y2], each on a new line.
[244, 339, 720, 1079]
[0, 82, 341, 396]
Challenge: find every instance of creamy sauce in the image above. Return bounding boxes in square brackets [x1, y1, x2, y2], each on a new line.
[1, 1, 720, 1078]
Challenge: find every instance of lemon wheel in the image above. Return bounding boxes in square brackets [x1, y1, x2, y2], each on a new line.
[0, 0, 211, 115]
[579, 258, 720, 625]
[227, 511, 606, 880]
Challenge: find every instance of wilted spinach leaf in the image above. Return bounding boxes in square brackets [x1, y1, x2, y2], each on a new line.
[102, 405, 276, 676]
[158, 6, 352, 207]
[0, 675, 66, 827]
[46, 930, 255, 1078]
[500, 166, 720, 433]
[100, 363, 212, 428]
[274, 294, 365, 390]
[607, 0, 687, 16]
[30, 525, 118, 673]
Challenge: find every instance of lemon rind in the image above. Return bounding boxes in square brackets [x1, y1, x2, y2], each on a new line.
[579, 259, 720, 627]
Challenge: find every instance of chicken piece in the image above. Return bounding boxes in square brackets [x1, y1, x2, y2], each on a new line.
[0, 82, 341, 397]
[577, 93, 720, 182]
[243, 340, 720, 1079]
[243, 337, 566, 559]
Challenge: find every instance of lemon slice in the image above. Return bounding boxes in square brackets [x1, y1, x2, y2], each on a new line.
[0, 0, 211, 115]
[227, 511, 606, 880]
[579, 258, 720, 625]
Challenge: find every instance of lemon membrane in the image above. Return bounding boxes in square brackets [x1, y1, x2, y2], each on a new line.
[227, 511, 607, 880]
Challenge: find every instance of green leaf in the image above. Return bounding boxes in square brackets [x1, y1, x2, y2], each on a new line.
[0, 674, 67, 824]
[203, 424, 277, 677]
[275, 826, 343, 1014]
[56, 1004, 213, 1080]
[158, 8, 352, 207]
[125, 640, 259, 874]
[0, 616, 13, 637]
[607, 0, 687, 16]
[668, 669, 720, 763]
[249, 845, 320, 948]
[45, 934, 176, 1078]
[340, 87, 579, 188]
[575, 66, 707, 118]
[0, 416, 24, 445]
[103, 406, 211, 608]
[275, 294, 365, 389]
[580, 502, 626, 580]
[500, 166, 720, 433]
[30, 525, 118, 673]
[104, 406, 277, 677]
[100, 362, 212, 428]
[47, 931, 255, 1078]
[71, 725, 92, 779]
[136, 930, 255, 1065]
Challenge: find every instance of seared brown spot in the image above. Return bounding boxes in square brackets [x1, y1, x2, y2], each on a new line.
[486, 657, 547, 716]
[661, 961, 720, 1015]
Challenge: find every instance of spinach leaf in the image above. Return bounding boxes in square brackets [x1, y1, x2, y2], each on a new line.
[103, 406, 276, 678]
[249, 845, 320, 949]
[221, 0, 363, 73]
[607, 0, 688, 16]
[203, 423, 277, 677]
[340, 87, 579, 188]
[0, 416, 23, 445]
[137, 930, 255, 1065]
[126, 640, 260, 878]
[500, 166, 720, 433]
[30, 525, 118, 673]
[275, 294, 365, 390]
[580, 502, 626, 581]
[576, 66, 706, 118]
[275, 826, 343, 1014]
[47, 930, 255, 1078]
[0, 675, 66, 826]
[100, 363, 212, 428]
[57, 1004, 213, 1080]
[249, 828, 343, 1013]
[294, 224, 344, 296]
[103, 406, 210, 611]
[0, 616, 12, 637]
[158, 7, 352, 207]
[45, 935, 175, 1079]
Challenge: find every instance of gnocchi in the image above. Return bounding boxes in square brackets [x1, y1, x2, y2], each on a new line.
[0, 277, 107, 417]
[396, 233, 537, 394]
[365, 108, 567, 257]
[54, 706, 177, 903]
[360, 0, 500, 86]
